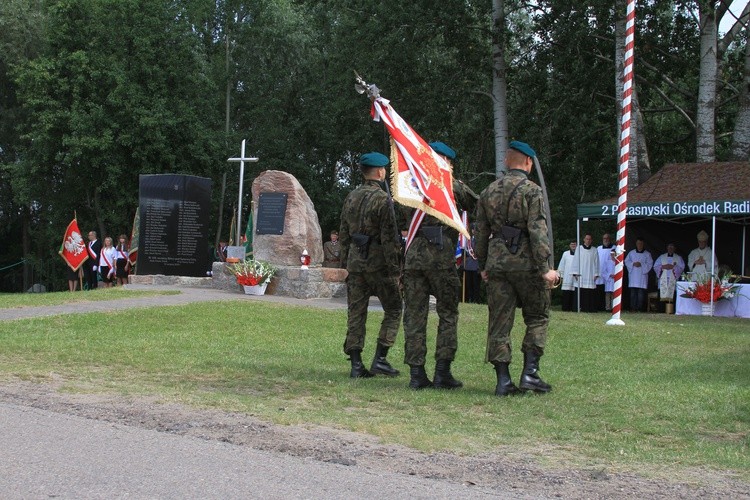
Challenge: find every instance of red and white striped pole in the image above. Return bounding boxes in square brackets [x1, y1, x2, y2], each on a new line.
[607, 0, 635, 326]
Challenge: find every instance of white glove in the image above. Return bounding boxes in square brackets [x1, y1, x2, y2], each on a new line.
[93, 266, 98, 271]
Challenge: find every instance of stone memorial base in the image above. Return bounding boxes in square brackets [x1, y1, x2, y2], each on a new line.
[211, 262, 347, 299]
[129, 274, 214, 288]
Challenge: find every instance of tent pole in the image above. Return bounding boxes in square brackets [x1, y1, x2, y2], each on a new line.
[743, 224, 747, 276]
[576, 219, 581, 313]
[711, 216, 716, 315]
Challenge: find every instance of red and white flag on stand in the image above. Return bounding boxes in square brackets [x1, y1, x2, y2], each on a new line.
[371, 97, 468, 252]
[128, 207, 139, 266]
[58, 217, 89, 271]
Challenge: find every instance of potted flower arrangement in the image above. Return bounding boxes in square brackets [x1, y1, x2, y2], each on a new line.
[679, 273, 740, 315]
[229, 259, 276, 295]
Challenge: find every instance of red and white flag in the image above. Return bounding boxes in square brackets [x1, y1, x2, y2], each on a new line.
[58, 218, 89, 272]
[128, 207, 139, 266]
[371, 97, 468, 252]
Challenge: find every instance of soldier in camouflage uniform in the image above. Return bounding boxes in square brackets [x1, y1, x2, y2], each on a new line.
[403, 142, 478, 389]
[475, 141, 559, 396]
[340, 152, 403, 378]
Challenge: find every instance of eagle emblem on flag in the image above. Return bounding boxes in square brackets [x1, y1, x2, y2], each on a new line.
[64, 230, 86, 255]
[58, 218, 89, 272]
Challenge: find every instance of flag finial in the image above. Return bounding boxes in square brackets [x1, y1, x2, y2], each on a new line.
[354, 70, 380, 101]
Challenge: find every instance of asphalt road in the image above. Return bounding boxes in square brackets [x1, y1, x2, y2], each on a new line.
[0, 402, 504, 499]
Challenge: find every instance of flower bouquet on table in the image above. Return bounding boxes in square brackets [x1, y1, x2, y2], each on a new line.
[229, 259, 276, 294]
[679, 273, 740, 303]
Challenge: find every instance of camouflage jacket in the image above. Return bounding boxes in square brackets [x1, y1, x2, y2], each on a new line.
[339, 180, 401, 274]
[475, 169, 551, 274]
[403, 179, 478, 271]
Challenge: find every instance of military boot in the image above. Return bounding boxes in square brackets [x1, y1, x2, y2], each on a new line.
[433, 359, 463, 389]
[493, 362, 520, 397]
[370, 344, 400, 376]
[408, 365, 433, 389]
[349, 350, 374, 378]
[519, 351, 552, 393]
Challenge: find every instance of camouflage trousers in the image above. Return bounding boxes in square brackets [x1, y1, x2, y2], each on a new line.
[344, 271, 402, 355]
[402, 268, 461, 366]
[486, 270, 550, 364]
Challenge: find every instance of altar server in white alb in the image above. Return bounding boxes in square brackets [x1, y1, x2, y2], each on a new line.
[625, 237, 653, 312]
[688, 230, 718, 276]
[595, 233, 614, 311]
[557, 240, 578, 312]
[602, 249, 617, 311]
[570, 233, 599, 312]
[654, 242, 685, 302]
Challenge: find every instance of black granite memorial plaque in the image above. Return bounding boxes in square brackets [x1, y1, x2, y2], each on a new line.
[255, 192, 288, 235]
[138, 174, 212, 276]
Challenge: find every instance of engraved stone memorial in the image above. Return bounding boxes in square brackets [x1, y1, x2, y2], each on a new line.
[137, 174, 212, 277]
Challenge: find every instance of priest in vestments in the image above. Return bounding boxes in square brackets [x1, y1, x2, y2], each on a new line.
[558, 241, 578, 312]
[602, 249, 616, 311]
[687, 230, 718, 277]
[571, 234, 599, 312]
[625, 237, 653, 312]
[654, 242, 685, 304]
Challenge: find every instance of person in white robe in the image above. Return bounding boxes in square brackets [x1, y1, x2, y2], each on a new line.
[595, 233, 614, 311]
[570, 234, 599, 312]
[625, 237, 653, 312]
[558, 241, 577, 311]
[687, 230, 718, 277]
[602, 249, 616, 311]
[654, 242, 685, 303]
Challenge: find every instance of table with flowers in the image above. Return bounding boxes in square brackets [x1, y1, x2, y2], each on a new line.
[676, 281, 750, 318]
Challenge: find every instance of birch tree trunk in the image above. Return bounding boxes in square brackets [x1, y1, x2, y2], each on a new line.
[491, 0, 508, 178]
[696, 2, 718, 162]
[633, 89, 651, 183]
[731, 32, 750, 160]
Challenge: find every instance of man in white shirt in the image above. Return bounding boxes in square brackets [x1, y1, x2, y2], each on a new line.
[625, 237, 653, 312]
[687, 230, 718, 277]
[595, 233, 614, 311]
[557, 240, 577, 311]
[571, 233, 599, 312]
[654, 242, 685, 303]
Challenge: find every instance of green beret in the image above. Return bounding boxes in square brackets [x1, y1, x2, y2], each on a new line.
[359, 152, 389, 168]
[508, 140, 536, 158]
[429, 141, 456, 160]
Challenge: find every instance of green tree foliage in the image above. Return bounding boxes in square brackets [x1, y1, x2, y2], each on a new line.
[1, 0, 747, 290]
[8, 0, 223, 251]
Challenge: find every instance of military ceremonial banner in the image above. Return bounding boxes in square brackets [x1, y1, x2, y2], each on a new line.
[58, 217, 89, 271]
[128, 207, 140, 266]
[370, 97, 469, 251]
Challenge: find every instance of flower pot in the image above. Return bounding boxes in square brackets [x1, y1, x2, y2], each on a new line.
[243, 283, 267, 296]
[700, 302, 714, 316]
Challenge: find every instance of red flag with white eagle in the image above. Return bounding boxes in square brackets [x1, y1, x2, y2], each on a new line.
[58, 217, 89, 271]
[370, 97, 468, 252]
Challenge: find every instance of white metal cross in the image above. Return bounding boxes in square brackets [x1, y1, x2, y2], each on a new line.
[227, 139, 259, 247]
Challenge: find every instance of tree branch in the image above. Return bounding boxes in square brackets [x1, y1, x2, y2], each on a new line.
[718, 1, 750, 55]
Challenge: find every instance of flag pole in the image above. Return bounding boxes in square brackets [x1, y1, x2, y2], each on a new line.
[607, 0, 635, 327]
[462, 248, 466, 303]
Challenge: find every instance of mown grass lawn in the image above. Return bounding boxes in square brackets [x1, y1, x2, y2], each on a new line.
[0, 299, 747, 479]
